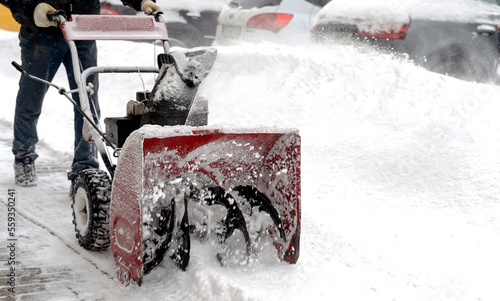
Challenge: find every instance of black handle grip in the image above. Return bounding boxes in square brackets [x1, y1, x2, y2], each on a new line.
[153, 11, 164, 22]
[47, 10, 66, 23]
[11, 61, 25, 74]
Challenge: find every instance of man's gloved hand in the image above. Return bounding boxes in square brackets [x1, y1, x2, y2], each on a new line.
[34, 3, 57, 27]
[141, 0, 161, 14]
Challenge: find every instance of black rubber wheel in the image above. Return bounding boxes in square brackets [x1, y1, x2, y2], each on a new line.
[72, 169, 111, 251]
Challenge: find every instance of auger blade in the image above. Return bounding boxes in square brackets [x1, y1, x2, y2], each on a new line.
[110, 125, 300, 284]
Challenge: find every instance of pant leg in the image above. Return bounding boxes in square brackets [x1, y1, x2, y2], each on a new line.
[12, 29, 65, 162]
[63, 39, 100, 180]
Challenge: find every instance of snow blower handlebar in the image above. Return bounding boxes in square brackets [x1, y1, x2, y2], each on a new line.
[12, 12, 171, 179]
[46, 9, 167, 27]
[10, 61, 116, 153]
[47, 10, 66, 25]
[12, 58, 120, 176]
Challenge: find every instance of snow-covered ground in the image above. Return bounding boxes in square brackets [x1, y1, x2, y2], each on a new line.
[1, 22, 500, 300]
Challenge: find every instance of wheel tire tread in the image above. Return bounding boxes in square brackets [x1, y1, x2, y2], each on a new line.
[71, 169, 111, 251]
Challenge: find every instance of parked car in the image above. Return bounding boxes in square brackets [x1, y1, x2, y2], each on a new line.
[101, 0, 227, 48]
[214, 0, 324, 44]
[311, 0, 500, 82]
[161, 0, 228, 47]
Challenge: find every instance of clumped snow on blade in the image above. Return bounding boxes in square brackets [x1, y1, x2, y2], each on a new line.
[170, 48, 217, 88]
[137, 126, 300, 271]
[147, 65, 196, 113]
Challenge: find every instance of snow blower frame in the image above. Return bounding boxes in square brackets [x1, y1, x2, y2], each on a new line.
[12, 12, 301, 285]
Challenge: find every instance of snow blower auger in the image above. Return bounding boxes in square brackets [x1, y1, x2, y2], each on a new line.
[12, 12, 301, 286]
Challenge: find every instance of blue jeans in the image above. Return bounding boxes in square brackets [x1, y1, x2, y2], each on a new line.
[12, 27, 100, 180]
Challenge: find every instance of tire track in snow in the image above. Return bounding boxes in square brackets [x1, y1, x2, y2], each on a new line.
[0, 119, 108, 271]
[0, 119, 118, 299]
[0, 197, 115, 280]
[0, 199, 116, 300]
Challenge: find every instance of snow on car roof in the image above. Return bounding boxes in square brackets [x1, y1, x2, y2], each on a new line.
[315, 0, 410, 25]
[315, 0, 500, 25]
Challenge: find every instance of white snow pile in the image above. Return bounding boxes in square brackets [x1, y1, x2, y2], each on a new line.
[1, 15, 500, 301]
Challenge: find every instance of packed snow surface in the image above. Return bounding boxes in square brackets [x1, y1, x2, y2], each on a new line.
[1, 16, 500, 301]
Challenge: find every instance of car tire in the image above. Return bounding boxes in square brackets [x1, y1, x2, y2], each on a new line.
[72, 169, 111, 251]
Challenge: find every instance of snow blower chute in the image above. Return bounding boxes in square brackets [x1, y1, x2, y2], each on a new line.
[12, 12, 301, 286]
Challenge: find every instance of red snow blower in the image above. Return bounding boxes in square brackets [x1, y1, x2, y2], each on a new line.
[12, 12, 301, 285]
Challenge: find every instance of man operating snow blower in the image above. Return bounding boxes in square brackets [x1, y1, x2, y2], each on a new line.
[1, 0, 160, 187]
[1, 2, 302, 282]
